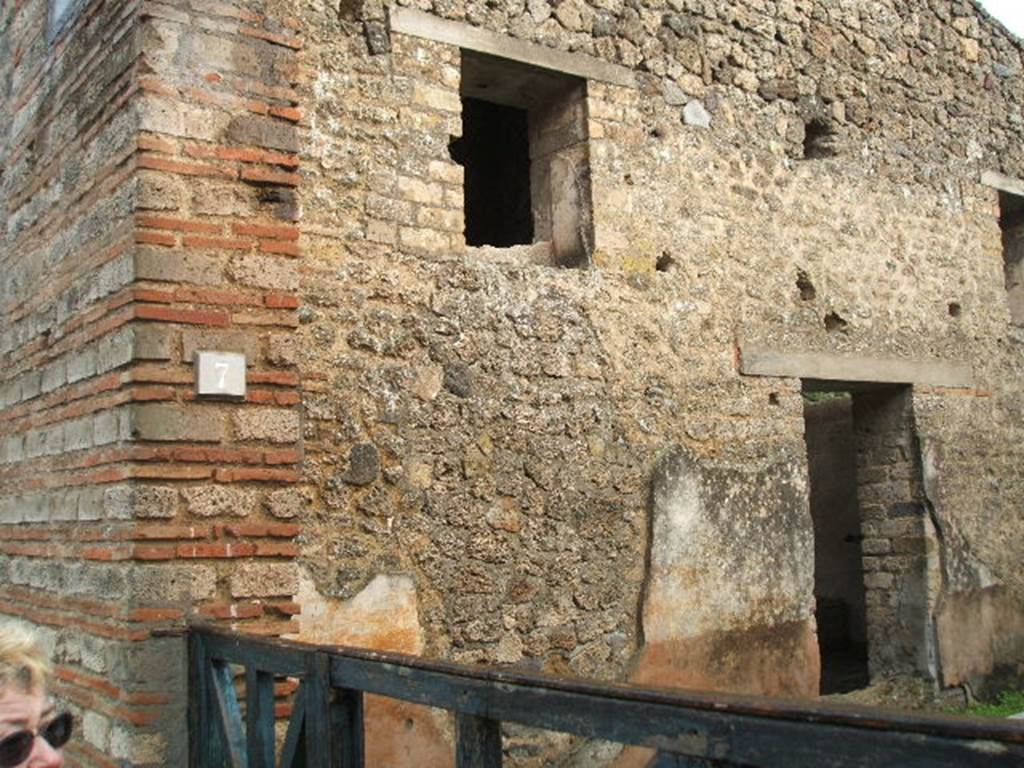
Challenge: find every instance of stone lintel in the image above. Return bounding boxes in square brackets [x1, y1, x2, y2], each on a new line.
[389, 7, 636, 88]
[739, 348, 974, 389]
[981, 170, 1024, 198]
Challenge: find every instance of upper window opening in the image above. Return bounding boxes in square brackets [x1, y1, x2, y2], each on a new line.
[450, 51, 593, 268]
[452, 98, 533, 248]
[1000, 190, 1024, 325]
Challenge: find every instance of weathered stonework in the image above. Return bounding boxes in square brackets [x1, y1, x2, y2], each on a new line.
[3, 0, 1024, 764]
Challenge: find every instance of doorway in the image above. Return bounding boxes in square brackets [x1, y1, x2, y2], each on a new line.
[802, 383, 933, 694]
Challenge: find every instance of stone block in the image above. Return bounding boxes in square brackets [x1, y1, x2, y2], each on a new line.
[97, 327, 135, 373]
[864, 572, 894, 590]
[0, 380, 18, 408]
[411, 83, 460, 113]
[417, 206, 462, 232]
[342, 443, 380, 486]
[399, 226, 449, 252]
[264, 487, 310, 519]
[191, 180, 258, 217]
[66, 348, 98, 383]
[0, 435, 24, 465]
[182, 485, 254, 517]
[234, 407, 300, 443]
[138, 94, 229, 142]
[41, 360, 66, 394]
[137, 169, 189, 211]
[135, 247, 225, 285]
[861, 537, 892, 555]
[65, 563, 126, 601]
[133, 325, 175, 361]
[739, 348, 973, 389]
[131, 403, 226, 442]
[20, 370, 41, 401]
[266, 333, 297, 366]
[39, 425, 64, 457]
[23, 492, 50, 523]
[390, 8, 634, 86]
[104, 484, 178, 520]
[127, 564, 217, 601]
[0, 497, 24, 525]
[24, 431, 45, 459]
[93, 408, 121, 446]
[51, 490, 79, 522]
[228, 255, 299, 291]
[230, 562, 299, 598]
[397, 176, 444, 206]
[427, 160, 462, 185]
[83, 712, 111, 753]
[78, 487, 104, 521]
[64, 416, 94, 452]
[226, 114, 300, 153]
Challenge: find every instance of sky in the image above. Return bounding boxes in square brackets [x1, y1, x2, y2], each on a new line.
[976, 0, 1024, 39]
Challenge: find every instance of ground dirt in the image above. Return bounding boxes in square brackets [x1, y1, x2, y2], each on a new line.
[823, 675, 975, 715]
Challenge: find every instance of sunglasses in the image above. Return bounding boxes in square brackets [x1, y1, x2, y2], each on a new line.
[0, 712, 72, 767]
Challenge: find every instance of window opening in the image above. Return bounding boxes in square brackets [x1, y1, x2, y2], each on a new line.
[452, 99, 533, 247]
[451, 51, 593, 267]
[999, 191, 1024, 325]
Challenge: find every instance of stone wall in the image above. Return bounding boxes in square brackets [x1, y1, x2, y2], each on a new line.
[3, 0, 1024, 764]
[292, 0, 1024, 678]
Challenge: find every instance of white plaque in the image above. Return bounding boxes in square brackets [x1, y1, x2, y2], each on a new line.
[195, 351, 246, 398]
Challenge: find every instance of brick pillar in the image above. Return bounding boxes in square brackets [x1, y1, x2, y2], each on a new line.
[852, 387, 936, 681]
[1, 0, 305, 764]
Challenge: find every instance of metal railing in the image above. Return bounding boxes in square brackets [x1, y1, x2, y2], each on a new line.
[189, 626, 1024, 767]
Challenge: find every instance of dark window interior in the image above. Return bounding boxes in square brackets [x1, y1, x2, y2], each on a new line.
[450, 97, 533, 248]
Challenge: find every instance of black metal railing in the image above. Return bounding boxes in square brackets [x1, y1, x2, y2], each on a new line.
[189, 626, 1024, 767]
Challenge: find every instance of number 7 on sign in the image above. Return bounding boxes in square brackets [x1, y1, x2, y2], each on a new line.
[214, 362, 230, 390]
[195, 351, 247, 398]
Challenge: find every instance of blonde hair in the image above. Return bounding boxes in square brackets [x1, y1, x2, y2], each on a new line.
[0, 625, 50, 693]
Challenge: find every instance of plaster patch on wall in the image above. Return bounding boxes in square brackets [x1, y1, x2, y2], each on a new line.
[631, 447, 819, 705]
[294, 571, 424, 653]
[293, 571, 453, 767]
[642, 446, 813, 643]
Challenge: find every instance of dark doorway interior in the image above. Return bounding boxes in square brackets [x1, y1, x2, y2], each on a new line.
[450, 97, 533, 248]
[803, 392, 870, 694]
[1000, 190, 1024, 325]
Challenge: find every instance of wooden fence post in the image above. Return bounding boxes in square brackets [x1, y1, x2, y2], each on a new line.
[456, 713, 502, 768]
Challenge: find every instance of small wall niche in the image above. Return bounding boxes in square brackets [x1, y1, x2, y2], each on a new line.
[451, 51, 594, 268]
[1000, 190, 1024, 325]
[802, 118, 837, 160]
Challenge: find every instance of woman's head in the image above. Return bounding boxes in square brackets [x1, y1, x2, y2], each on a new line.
[0, 626, 68, 768]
